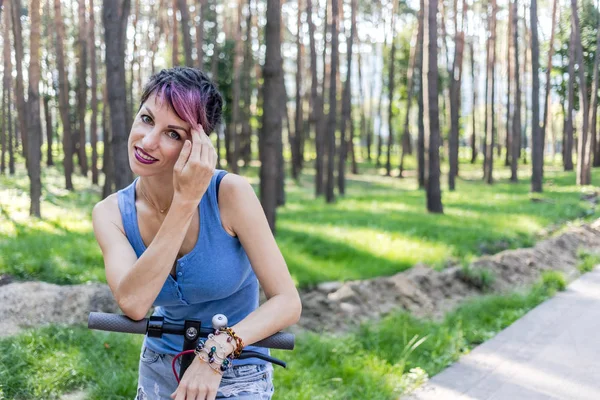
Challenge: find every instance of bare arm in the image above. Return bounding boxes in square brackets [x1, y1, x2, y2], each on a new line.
[218, 174, 302, 345]
[92, 199, 196, 320]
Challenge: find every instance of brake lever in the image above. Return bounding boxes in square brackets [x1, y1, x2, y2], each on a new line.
[238, 350, 287, 368]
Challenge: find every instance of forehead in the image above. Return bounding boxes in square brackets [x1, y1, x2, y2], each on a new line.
[143, 93, 189, 127]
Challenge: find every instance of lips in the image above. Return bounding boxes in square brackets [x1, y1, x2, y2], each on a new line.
[134, 146, 159, 164]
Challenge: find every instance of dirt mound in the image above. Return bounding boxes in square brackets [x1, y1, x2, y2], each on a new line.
[0, 281, 118, 337]
[297, 219, 600, 332]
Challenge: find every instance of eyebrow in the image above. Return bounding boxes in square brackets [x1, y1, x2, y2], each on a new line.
[144, 106, 189, 135]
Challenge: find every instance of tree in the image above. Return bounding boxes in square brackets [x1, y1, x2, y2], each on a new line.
[11, 0, 28, 163]
[2, 0, 13, 175]
[417, 0, 426, 189]
[399, 6, 422, 178]
[260, 0, 284, 232]
[103, 0, 133, 190]
[505, 1, 513, 168]
[54, 0, 74, 190]
[470, 39, 477, 164]
[530, 0, 543, 192]
[423, 0, 443, 212]
[226, 0, 243, 173]
[564, 29, 575, 171]
[511, 0, 521, 182]
[448, 0, 466, 190]
[385, 0, 398, 177]
[325, 0, 339, 203]
[292, 0, 304, 181]
[571, 0, 591, 185]
[89, 0, 100, 184]
[585, 2, 600, 181]
[77, 0, 89, 176]
[195, 0, 207, 68]
[172, 0, 179, 66]
[483, 0, 497, 184]
[338, 0, 356, 193]
[28, 0, 43, 216]
[541, 0, 558, 149]
[177, 0, 193, 66]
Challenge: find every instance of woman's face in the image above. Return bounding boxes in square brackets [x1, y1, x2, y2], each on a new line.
[128, 92, 191, 177]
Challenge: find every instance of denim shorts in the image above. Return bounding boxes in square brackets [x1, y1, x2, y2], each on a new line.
[135, 345, 274, 400]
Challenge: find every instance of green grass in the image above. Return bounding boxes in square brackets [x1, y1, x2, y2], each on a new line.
[1, 152, 598, 288]
[576, 249, 600, 273]
[0, 273, 566, 399]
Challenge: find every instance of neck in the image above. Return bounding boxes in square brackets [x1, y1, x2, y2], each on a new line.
[137, 175, 174, 212]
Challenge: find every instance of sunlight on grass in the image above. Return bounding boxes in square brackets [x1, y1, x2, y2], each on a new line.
[1, 155, 599, 286]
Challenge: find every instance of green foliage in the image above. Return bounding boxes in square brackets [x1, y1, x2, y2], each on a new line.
[540, 270, 567, 293]
[576, 249, 600, 273]
[554, 0, 600, 110]
[459, 264, 496, 290]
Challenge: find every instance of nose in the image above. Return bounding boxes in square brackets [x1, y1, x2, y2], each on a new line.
[140, 127, 161, 151]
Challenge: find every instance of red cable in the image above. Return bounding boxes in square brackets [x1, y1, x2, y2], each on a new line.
[171, 349, 196, 383]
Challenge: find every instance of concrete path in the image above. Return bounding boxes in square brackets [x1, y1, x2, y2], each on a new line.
[404, 267, 600, 400]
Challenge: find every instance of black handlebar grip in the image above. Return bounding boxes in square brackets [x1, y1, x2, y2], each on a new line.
[253, 332, 295, 350]
[88, 312, 148, 334]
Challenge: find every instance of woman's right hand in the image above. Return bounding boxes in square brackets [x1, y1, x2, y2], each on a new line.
[173, 125, 217, 210]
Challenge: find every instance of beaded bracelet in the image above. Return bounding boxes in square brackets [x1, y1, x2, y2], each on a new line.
[195, 336, 235, 374]
[217, 327, 245, 358]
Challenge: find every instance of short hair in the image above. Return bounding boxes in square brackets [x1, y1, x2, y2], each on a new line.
[139, 67, 223, 134]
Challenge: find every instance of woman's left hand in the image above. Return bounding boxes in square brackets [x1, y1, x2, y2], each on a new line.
[171, 357, 222, 400]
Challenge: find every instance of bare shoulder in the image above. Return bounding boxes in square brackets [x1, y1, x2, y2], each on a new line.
[218, 173, 259, 236]
[92, 193, 125, 236]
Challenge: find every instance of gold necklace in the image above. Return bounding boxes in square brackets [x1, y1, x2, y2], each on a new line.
[138, 179, 171, 214]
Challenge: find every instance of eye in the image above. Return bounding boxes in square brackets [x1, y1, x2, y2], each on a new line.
[141, 114, 153, 124]
[168, 131, 181, 140]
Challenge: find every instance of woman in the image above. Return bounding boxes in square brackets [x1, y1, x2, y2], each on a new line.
[92, 67, 301, 400]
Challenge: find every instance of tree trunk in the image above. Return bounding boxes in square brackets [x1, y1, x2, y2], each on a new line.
[564, 30, 575, 171]
[521, 5, 528, 163]
[585, 3, 600, 179]
[172, 0, 179, 66]
[483, 0, 497, 184]
[530, 0, 543, 192]
[11, 0, 28, 163]
[260, 0, 284, 232]
[385, 0, 398, 177]
[54, 0, 74, 190]
[572, 0, 591, 185]
[226, 0, 243, 173]
[2, 0, 12, 175]
[417, 0, 426, 189]
[541, 0, 558, 147]
[424, 0, 443, 212]
[505, 1, 513, 168]
[337, 0, 356, 193]
[77, 0, 89, 176]
[101, 85, 114, 198]
[399, 7, 422, 177]
[28, 0, 43, 216]
[309, 0, 326, 196]
[448, 0, 466, 190]
[103, 0, 133, 190]
[89, 0, 99, 184]
[195, 0, 206, 68]
[470, 39, 477, 164]
[292, 0, 304, 181]
[177, 0, 193, 66]
[325, 0, 339, 203]
[511, 0, 521, 182]
[240, 0, 254, 166]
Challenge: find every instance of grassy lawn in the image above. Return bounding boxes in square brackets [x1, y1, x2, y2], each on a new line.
[1, 152, 598, 288]
[0, 271, 568, 399]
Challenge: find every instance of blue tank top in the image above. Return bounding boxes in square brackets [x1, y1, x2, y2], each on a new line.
[117, 170, 268, 365]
